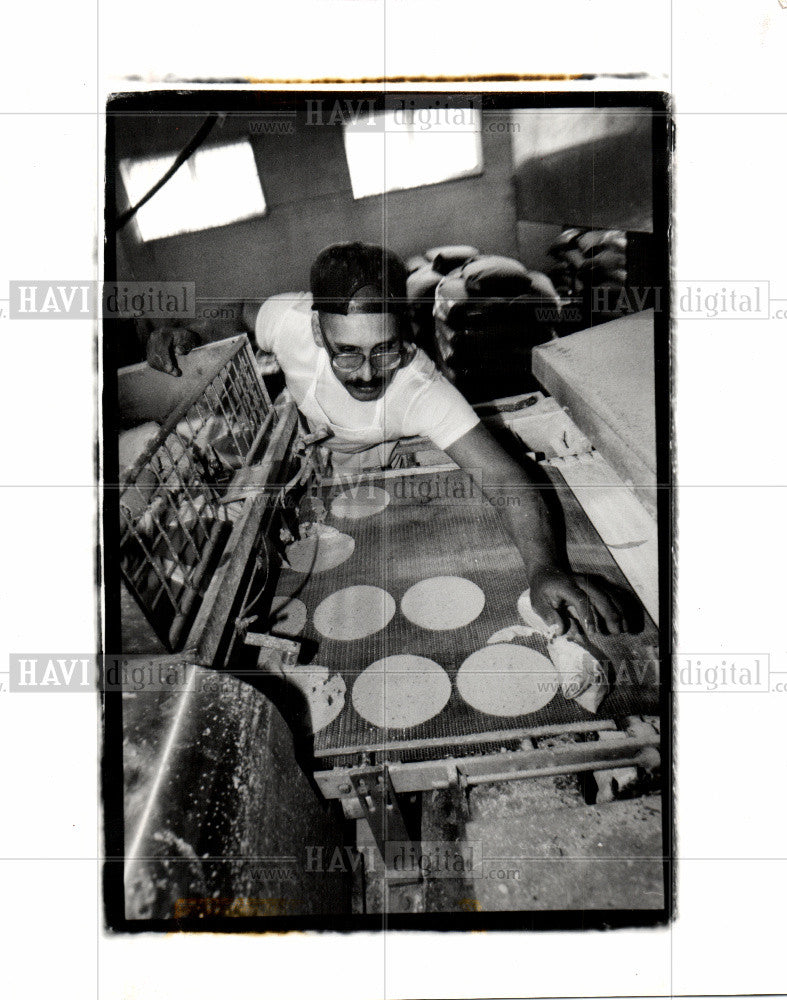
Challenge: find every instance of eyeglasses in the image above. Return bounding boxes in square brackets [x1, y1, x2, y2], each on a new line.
[327, 342, 405, 375]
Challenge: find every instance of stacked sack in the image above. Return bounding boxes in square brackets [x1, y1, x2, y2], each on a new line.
[547, 228, 628, 326]
[431, 254, 560, 404]
[405, 245, 479, 356]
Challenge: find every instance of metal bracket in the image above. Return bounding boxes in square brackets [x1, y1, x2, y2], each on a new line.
[245, 632, 301, 675]
[349, 766, 420, 883]
[439, 762, 470, 822]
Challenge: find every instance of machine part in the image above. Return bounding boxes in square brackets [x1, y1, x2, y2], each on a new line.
[185, 402, 299, 666]
[245, 632, 301, 671]
[626, 714, 660, 740]
[119, 336, 280, 651]
[316, 719, 616, 762]
[293, 424, 333, 491]
[297, 426, 332, 449]
[593, 730, 640, 802]
[592, 719, 661, 801]
[315, 724, 660, 799]
[349, 767, 420, 882]
[296, 495, 327, 534]
[121, 661, 351, 921]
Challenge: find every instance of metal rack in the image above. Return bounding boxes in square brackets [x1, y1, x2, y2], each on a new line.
[117, 335, 292, 653]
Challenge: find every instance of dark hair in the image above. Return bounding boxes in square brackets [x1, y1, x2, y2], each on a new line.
[310, 242, 408, 315]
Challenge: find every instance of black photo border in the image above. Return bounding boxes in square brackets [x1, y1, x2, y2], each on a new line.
[102, 88, 673, 934]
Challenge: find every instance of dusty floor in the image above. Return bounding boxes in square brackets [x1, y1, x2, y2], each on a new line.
[422, 773, 665, 913]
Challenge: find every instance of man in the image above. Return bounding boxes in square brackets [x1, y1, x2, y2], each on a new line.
[147, 241, 630, 636]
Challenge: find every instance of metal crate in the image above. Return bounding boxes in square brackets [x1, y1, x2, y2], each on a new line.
[118, 336, 277, 651]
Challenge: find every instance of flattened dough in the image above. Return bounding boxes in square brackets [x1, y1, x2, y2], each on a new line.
[401, 576, 485, 631]
[270, 595, 307, 637]
[487, 624, 539, 645]
[313, 585, 395, 641]
[516, 588, 552, 636]
[352, 655, 451, 729]
[285, 527, 355, 574]
[331, 486, 391, 520]
[279, 665, 346, 733]
[457, 643, 558, 716]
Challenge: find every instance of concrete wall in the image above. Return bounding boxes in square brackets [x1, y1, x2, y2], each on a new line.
[511, 109, 653, 239]
[112, 111, 519, 300]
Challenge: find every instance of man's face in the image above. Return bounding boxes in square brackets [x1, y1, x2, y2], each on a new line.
[313, 310, 402, 402]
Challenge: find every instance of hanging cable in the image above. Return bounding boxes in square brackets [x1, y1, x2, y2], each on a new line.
[114, 112, 222, 232]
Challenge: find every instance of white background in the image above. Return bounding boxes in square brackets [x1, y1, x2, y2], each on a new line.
[1, 1, 786, 997]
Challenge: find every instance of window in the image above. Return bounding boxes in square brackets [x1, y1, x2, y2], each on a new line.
[343, 108, 483, 200]
[119, 139, 266, 242]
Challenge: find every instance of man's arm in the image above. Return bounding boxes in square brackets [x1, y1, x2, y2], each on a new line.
[445, 423, 629, 635]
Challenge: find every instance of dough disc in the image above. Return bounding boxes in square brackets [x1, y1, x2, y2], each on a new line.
[270, 596, 307, 637]
[331, 486, 391, 520]
[457, 643, 558, 716]
[401, 576, 485, 631]
[313, 585, 396, 641]
[279, 665, 346, 733]
[352, 655, 451, 729]
[285, 528, 355, 574]
[516, 588, 551, 634]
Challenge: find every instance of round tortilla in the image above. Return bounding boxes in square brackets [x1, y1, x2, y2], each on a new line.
[313, 585, 396, 641]
[331, 486, 391, 520]
[352, 655, 451, 729]
[285, 528, 355, 574]
[280, 665, 346, 733]
[270, 596, 307, 637]
[401, 576, 485, 631]
[457, 644, 558, 716]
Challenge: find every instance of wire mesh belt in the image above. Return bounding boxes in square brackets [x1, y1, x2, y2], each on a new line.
[119, 341, 273, 651]
[269, 467, 660, 762]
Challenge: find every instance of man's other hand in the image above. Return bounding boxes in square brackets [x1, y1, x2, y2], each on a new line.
[146, 326, 201, 377]
[529, 565, 632, 636]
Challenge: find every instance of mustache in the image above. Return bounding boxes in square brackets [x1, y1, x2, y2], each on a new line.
[346, 378, 384, 390]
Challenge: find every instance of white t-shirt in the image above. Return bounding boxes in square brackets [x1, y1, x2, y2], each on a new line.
[255, 292, 479, 465]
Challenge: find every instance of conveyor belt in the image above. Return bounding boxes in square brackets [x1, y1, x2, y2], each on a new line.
[271, 467, 660, 762]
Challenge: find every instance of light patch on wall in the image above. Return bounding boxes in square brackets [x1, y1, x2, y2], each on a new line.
[509, 109, 648, 164]
[343, 109, 482, 200]
[119, 140, 266, 242]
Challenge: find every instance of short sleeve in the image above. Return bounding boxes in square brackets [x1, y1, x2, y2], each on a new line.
[400, 357, 480, 450]
[254, 295, 288, 353]
[255, 292, 312, 354]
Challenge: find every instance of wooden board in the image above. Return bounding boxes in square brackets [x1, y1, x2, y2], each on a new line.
[532, 310, 657, 516]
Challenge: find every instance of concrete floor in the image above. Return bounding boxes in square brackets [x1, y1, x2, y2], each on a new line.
[423, 775, 665, 913]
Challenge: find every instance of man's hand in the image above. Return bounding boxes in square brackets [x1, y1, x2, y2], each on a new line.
[529, 565, 630, 636]
[146, 326, 202, 377]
